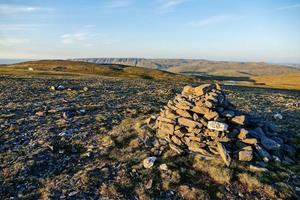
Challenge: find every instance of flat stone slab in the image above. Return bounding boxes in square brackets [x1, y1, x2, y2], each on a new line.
[207, 121, 228, 131]
[178, 117, 201, 128]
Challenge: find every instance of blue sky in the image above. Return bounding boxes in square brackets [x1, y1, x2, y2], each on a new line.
[0, 0, 300, 62]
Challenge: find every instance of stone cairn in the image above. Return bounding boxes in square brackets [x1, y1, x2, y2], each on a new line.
[151, 84, 295, 167]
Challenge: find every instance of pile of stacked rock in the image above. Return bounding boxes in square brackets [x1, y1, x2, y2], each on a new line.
[152, 84, 295, 166]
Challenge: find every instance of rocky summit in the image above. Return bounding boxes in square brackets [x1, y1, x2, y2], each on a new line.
[151, 84, 296, 167]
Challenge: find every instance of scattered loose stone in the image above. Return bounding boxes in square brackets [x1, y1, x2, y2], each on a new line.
[274, 113, 283, 120]
[238, 147, 253, 161]
[83, 87, 89, 92]
[145, 179, 153, 189]
[249, 165, 269, 172]
[58, 129, 74, 137]
[143, 157, 157, 169]
[57, 85, 65, 90]
[159, 164, 168, 171]
[35, 111, 44, 117]
[254, 144, 271, 162]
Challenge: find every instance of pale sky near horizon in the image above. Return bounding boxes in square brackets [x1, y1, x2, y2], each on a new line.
[0, 0, 300, 63]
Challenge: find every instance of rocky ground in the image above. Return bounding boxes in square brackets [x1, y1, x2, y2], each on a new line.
[0, 75, 299, 200]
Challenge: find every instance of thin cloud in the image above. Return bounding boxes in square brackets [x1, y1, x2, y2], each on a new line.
[84, 25, 96, 28]
[86, 43, 95, 47]
[157, 0, 190, 13]
[105, 0, 133, 8]
[0, 24, 38, 31]
[275, 3, 300, 11]
[60, 32, 119, 46]
[61, 33, 89, 44]
[0, 38, 30, 46]
[0, 4, 51, 14]
[189, 15, 232, 27]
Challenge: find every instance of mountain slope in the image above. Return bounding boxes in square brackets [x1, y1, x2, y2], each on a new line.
[0, 60, 198, 82]
[72, 58, 300, 77]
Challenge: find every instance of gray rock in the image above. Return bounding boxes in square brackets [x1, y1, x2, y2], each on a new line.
[159, 122, 174, 135]
[159, 164, 168, 171]
[231, 115, 246, 125]
[194, 84, 213, 96]
[254, 144, 271, 162]
[145, 179, 153, 189]
[283, 156, 295, 165]
[169, 143, 183, 154]
[83, 87, 89, 91]
[143, 157, 157, 169]
[221, 110, 235, 118]
[178, 117, 201, 128]
[191, 106, 209, 115]
[217, 142, 231, 166]
[35, 111, 44, 117]
[207, 121, 228, 131]
[282, 144, 296, 158]
[145, 115, 157, 127]
[273, 113, 283, 120]
[188, 141, 208, 154]
[171, 136, 182, 146]
[239, 147, 253, 161]
[204, 111, 218, 120]
[249, 127, 266, 139]
[272, 155, 281, 162]
[261, 136, 281, 150]
[56, 85, 65, 90]
[249, 165, 269, 172]
[182, 85, 194, 95]
[176, 109, 192, 118]
[58, 129, 74, 137]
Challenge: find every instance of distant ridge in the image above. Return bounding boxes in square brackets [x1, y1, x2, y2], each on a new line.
[71, 58, 300, 77]
[71, 58, 198, 70]
[0, 59, 32, 64]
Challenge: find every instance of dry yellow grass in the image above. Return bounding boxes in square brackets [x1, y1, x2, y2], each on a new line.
[252, 72, 300, 90]
[238, 173, 277, 198]
[193, 156, 232, 185]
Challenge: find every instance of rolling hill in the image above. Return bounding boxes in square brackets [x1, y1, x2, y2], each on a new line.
[72, 58, 300, 77]
[0, 60, 197, 82]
